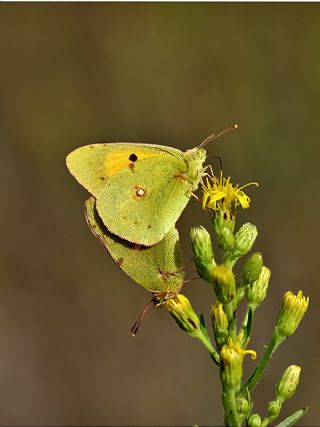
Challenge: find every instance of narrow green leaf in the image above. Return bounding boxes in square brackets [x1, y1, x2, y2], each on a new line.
[240, 306, 254, 348]
[199, 313, 209, 339]
[275, 407, 308, 427]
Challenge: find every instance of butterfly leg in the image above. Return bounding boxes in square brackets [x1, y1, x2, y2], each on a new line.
[200, 164, 214, 182]
[191, 192, 200, 201]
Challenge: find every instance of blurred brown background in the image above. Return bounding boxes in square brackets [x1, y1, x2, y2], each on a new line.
[0, 3, 319, 426]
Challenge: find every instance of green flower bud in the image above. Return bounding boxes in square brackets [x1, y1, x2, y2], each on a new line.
[247, 266, 271, 309]
[217, 226, 235, 252]
[211, 303, 228, 348]
[242, 252, 263, 285]
[233, 223, 258, 258]
[165, 294, 200, 337]
[276, 365, 301, 402]
[190, 226, 215, 282]
[213, 209, 236, 236]
[267, 399, 281, 417]
[236, 396, 250, 415]
[212, 265, 236, 304]
[276, 291, 309, 338]
[248, 413, 261, 427]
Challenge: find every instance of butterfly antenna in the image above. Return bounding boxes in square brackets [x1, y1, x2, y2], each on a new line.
[199, 124, 239, 148]
[130, 298, 156, 336]
[183, 276, 200, 284]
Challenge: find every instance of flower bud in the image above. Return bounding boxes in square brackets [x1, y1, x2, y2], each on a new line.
[212, 265, 236, 304]
[220, 340, 244, 389]
[220, 339, 256, 390]
[211, 303, 228, 348]
[190, 226, 215, 282]
[267, 399, 281, 417]
[236, 396, 250, 416]
[212, 209, 236, 236]
[248, 413, 261, 427]
[276, 291, 309, 338]
[233, 223, 258, 258]
[276, 365, 301, 402]
[165, 294, 200, 337]
[217, 226, 235, 252]
[242, 252, 263, 285]
[247, 266, 271, 309]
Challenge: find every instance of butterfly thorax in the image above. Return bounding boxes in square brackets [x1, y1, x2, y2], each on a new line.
[183, 147, 207, 189]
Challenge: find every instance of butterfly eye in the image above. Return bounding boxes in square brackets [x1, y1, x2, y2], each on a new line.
[129, 153, 138, 162]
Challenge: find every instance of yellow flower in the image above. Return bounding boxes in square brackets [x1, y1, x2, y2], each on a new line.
[202, 171, 258, 213]
[165, 294, 200, 336]
[220, 337, 256, 388]
[276, 290, 309, 337]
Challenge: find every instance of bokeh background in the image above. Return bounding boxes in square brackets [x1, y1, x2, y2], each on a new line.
[0, 3, 319, 426]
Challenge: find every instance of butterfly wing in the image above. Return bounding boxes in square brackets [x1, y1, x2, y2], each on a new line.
[66, 143, 182, 197]
[85, 197, 184, 294]
[96, 153, 194, 245]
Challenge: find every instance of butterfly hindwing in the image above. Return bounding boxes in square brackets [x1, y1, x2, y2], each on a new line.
[96, 154, 193, 245]
[85, 197, 184, 294]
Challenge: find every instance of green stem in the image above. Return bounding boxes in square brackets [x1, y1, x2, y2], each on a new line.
[224, 300, 237, 341]
[196, 332, 220, 366]
[222, 387, 240, 426]
[262, 415, 278, 427]
[240, 331, 284, 394]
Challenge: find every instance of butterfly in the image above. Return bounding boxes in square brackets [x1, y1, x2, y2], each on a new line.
[67, 125, 237, 246]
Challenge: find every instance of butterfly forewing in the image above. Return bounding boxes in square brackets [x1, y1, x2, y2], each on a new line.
[66, 143, 182, 197]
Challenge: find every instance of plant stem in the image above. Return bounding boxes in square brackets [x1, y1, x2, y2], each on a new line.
[222, 387, 240, 426]
[196, 332, 220, 366]
[240, 331, 284, 394]
[224, 300, 236, 341]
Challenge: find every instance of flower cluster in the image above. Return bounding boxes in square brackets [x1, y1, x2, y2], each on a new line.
[165, 170, 309, 427]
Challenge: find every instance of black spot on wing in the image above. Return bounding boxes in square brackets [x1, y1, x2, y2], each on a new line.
[129, 153, 138, 162]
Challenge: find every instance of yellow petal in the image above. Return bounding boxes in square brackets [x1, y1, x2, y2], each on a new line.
[236, 192, 251, 209]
